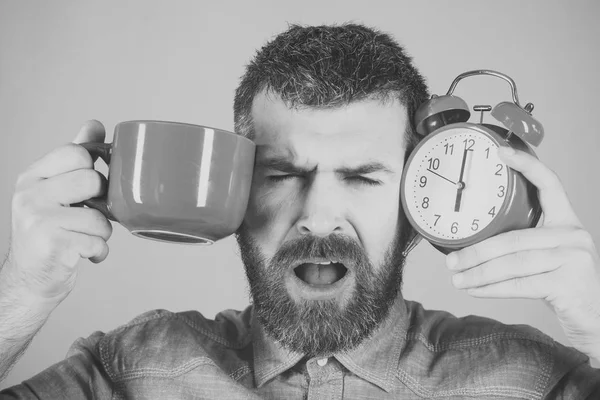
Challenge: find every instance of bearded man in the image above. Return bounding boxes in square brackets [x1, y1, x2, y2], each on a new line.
[1, 23, 600, 399]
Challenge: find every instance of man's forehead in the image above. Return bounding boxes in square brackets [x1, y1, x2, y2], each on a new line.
[250, 90, 409, 166]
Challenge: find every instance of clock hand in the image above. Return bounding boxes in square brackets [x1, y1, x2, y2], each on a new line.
[454, 148, 471, 212]
[427, 169, 457, 185]
[454, 187, 464, 212]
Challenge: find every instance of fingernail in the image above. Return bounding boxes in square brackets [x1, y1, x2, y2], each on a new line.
[446, 253, 458, 270]
[498, 146, 515, 157]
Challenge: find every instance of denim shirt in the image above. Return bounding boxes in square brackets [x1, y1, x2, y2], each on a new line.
[2, 296, 600, 399]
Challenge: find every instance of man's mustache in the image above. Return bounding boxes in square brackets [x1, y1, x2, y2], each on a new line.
[270, 234, 368, 270]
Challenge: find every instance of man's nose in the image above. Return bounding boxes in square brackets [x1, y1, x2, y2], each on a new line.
[295, 177, 344, 237]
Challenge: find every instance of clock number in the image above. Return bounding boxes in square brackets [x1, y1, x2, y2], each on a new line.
[488, 206, 496, 217]
[471, 219, 479, 231]
[428, 157, 440, 170]
[433, 214, 441, 226]
[485, 147, 490, 159]
[422, 197, 430, 209]
[497, 185, 505, 197]
[419, 176, 427, 187]
[451, 222, 458, 234]
[495, 163, 503, 176]
[444, 143, 454, 155]
[463, 138, 475, 151]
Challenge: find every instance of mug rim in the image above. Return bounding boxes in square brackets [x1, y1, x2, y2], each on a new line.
[116, 120, 255, 146]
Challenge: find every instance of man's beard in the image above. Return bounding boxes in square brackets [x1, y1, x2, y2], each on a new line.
[235, 220, 412, 357]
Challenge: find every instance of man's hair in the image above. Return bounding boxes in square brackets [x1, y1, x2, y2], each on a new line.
[233, 23, 430, 155]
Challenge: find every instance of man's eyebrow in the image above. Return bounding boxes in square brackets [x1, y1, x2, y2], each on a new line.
[256, 157, 394, 175]
[336, 162, 394, 175]
[256, 157, 314, 174]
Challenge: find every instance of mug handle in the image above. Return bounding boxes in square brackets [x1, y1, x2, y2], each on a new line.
[72, 142, 117, 221]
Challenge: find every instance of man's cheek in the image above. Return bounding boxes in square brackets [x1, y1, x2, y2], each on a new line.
[245, 186, 297, 235]
[356, 204, 400, 263]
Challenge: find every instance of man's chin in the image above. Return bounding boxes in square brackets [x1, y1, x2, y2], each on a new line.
[284, 267, 355, 305]
[254, 268, 401, 356]
[259, 277, 386, 356]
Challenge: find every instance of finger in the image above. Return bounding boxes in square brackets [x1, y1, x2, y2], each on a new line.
[497, 147, 581, 228]
[88, 243, 110, 264]
[465, 271, 555, 299]
[61, 229, 109, 264]
[31, 168, 107, 206]
[89, 239, 109, 264]
[49, 207, 113, 241]
[73, 120, 107, 164]
[18, 143, 94, 186]
[18, 121, 106, 188]
[51, 229, 109, 267]
[73, 120, 106, 144]
[447, 227, 591, 272]
[451, 248, 565, 289]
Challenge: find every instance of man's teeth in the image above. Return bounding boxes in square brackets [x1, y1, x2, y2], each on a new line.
[295, 261, 347, 285]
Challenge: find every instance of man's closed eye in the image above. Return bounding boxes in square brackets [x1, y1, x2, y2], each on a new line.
[267, 174, 381, 186]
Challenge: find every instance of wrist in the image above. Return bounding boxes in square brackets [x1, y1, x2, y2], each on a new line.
[0, 254, 68, 307]
[0, 293, 58, 342]
[0, 270, 62, 342]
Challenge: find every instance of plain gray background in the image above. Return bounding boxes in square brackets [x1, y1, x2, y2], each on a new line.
[1, 0, 599, 389]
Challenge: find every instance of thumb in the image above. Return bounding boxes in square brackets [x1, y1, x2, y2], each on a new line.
[73, 120, 106, 144]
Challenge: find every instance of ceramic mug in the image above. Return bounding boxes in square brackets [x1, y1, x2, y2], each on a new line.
[78, 120, 255, 244]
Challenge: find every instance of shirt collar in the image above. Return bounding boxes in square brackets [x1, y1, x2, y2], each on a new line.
[335, 296, 408, 392]
[251, 310, 304, 388]
[251, 295, 408, 391]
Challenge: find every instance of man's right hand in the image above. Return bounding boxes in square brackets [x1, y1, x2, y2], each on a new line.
[2, 120, 113, 305]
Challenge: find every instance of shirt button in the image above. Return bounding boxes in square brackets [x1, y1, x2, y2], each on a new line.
[316, 358, 328, 367]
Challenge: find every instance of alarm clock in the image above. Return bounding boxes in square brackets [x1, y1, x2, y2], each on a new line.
[400, 70, 544, 254]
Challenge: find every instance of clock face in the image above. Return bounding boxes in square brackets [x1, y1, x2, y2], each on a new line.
[402, 125, 510, 242]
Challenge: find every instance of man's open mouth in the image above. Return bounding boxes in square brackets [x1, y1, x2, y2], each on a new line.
[294, 261, 348, 286]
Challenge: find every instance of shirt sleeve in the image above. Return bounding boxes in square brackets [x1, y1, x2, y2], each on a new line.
[0, 331, 114, 399]
[543, 341, 600, 399]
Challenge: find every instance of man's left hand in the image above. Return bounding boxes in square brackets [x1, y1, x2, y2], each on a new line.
[446, 146, 600, 362]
